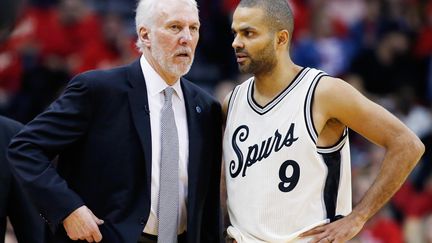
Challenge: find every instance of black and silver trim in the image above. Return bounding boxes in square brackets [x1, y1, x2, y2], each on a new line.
[247, 67, 309, 115]
[304, 71, 327, 144]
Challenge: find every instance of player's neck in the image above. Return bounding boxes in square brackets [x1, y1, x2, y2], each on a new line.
[253, 60, 301, 104]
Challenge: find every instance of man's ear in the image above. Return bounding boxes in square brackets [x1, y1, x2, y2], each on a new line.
[276, 30, 289, 48]
[139, 27, 151, 47]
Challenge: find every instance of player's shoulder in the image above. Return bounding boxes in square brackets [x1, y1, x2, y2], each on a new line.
[315, 76, 352, 99]
[228, 76, 253, 101]
[222, 79, 249, 111]
[313, 74, 366, 118]
[221, 77, 253, 120]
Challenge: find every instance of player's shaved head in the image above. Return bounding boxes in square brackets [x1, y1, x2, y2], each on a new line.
[237, 0, 294, 36]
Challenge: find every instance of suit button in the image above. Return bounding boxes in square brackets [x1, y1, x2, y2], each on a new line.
[140, 218, 145, 225]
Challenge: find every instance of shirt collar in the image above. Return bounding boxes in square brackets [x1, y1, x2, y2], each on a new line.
[140, 55, 184, 101]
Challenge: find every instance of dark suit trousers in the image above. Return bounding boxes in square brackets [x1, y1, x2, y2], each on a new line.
[138, 232, 187, 243]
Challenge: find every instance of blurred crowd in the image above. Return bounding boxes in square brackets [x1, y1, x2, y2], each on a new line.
[1, 0, 431, 242]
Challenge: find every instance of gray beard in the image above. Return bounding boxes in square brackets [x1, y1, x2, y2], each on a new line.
[151, 44, 193, 78]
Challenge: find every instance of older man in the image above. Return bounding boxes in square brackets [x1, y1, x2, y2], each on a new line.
[8, 0, 222, 242]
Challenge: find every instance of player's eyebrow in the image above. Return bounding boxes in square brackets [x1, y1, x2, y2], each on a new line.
[232, 26, 257, 33]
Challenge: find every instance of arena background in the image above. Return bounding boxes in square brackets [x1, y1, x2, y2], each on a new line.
[1, 0, 431, 242]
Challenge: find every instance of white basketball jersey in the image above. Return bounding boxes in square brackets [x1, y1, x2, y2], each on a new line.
[223, 68, 352, 242]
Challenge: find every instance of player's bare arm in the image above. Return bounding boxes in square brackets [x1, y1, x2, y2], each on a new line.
[301, 76, 425, 243]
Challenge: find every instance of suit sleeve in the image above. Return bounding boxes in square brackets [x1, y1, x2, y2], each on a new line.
[201, 101, 223, 243]
[7, 75, 92, 233]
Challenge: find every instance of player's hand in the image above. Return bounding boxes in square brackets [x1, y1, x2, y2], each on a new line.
[299, 214, 365, 243]
[63, 205, 104, 242]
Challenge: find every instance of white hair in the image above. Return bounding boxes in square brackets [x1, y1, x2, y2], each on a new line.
[135, 0, 198, 53]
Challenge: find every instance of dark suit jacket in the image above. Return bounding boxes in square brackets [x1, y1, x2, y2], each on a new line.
[0, 116, 45, 242]
[8, 59, 223, 243]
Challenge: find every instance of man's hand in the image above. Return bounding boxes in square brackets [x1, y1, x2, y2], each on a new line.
[63, 205, 104, 242]
[299, 214, 365, 243]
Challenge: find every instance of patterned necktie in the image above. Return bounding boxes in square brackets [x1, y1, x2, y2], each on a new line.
[158, 87, 179, 243]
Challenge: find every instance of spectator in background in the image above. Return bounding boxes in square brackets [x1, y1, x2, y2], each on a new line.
[350, 146, 404, 243]
[292, 3, 352, 76]
[0, 115, 45, 242]
[415, 2, 432, 59]
[393, 176, 432, 242]
[414, 1, 432, 103]
[356, 208, 404, 243]
[349, 0, 383, 54]
[0, 43, 22, 109]
[0, 0, 104, 123]
[350, 26, 420, 96]
[43, 0, 102, 68]
[7, 0, 102, 70]
[287, 0, 311, 41]
[394, 86, 432, 140]
[326, 0, 364, 29]
[74, 13, 139, 74]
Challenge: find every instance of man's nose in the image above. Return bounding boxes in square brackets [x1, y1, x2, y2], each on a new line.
[179, 28, 193, 45]
[232, 35, 244, 49]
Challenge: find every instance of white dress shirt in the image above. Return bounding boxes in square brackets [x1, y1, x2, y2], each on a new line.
[140, 55, 189, 235]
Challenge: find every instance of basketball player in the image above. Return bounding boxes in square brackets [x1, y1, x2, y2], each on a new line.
[222, 0, 425, 242]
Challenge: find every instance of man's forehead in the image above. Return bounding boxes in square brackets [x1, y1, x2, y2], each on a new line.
[155, 2, 199, 24]
[232, 7, 265, 30]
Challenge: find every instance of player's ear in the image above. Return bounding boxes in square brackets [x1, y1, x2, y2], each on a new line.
[276, 30, 289, 48]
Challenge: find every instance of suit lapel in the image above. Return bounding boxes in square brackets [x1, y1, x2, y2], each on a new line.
[127, 59, 152, 190]
[181, 79, 203, 217]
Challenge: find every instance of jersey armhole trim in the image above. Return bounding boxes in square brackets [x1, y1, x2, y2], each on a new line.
[317, 128, 349, 154]
[304, 72, 327, 144]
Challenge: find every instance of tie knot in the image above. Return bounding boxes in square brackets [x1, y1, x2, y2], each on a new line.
[164, 87, 174, 103]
